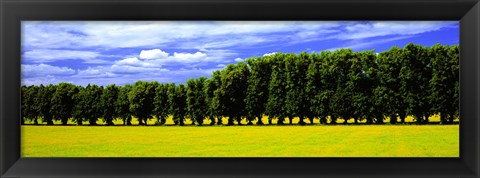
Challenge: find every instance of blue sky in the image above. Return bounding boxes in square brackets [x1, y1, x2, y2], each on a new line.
[21, 21, 458, 86]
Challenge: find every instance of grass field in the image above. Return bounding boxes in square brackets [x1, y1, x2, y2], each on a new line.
[21, 124, 459, 157]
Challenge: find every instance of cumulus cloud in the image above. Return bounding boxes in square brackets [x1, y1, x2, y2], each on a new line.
[139, 49, 169, 59]
[234, 58, 243, 62]
[115, 49, 209, 68]
[263, 52, 277, 56]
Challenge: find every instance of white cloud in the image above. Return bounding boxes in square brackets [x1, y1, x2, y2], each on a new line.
[335, 21, 456, 40]
[139, 49, 169, 59]
[234, 58, 243, 62]
[173, 52, 207, 61]
[22, 64, 76, 78]
[263, 52, 277, 56]
[327, 35, 413, 51]
[74, 66, 118, 79]
[22, 49, 104, 63]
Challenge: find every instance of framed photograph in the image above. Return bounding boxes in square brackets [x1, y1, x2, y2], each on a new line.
[1, 0, 479, 177]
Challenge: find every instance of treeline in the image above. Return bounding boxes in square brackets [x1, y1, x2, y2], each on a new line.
[21, 43, 459, 126]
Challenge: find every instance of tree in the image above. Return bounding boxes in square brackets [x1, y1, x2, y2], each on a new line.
[21, 86, 27, 125]
[22, 86, 40, 125]
[430, 44, 459, 124]
[187, 77, 208, 125]
[206, 71, 223, 125]
[328, 49, 355, 124]
[265, 53, 288, 125]
[153, 83, 170, 125]
[400, 43, 432, 124]
[285, 52, 312, 125]
[217, 63, 250, 125]
[116, 84, 133, 125]
[51, 82, 79, 125]
[129, 81, 156, 125]
[102, 84, 119, 125]
[37, 84, 55, 125]
[348, 51, 377, 124]
[307, 51, 337, 124]
[169, 84, 187, 125]
[73, 84, 103, 125]
[245, 56, 272, 125]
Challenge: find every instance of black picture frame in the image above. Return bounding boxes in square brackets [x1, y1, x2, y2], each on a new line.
[1, 0, 479, 177]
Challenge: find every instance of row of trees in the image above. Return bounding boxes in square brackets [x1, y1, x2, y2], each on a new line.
[21, 43, 459, 126]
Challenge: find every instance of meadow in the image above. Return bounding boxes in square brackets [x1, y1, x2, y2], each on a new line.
[21, 116, 459, 157]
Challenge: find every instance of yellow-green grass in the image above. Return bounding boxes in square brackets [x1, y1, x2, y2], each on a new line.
[22, 124, 458, 157]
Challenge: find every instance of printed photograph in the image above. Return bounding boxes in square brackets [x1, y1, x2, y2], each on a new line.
[21, 21, 459, 157]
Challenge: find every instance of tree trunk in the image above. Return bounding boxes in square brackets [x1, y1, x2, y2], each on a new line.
[210, 116, 216, 126]
[77, 119, 83, 125]
[198, 119, 204, 126]
[268, 118, 272, 125]
[399, 115, 406, 123]
[179, 117, 185, 126]
[448, 114, 455, 124]
[34, 118, 38, 125]
[46, 117, 54, 125]
[440, 113, 447, 124]
[366, 117, 373, 124]
[89, 118, 97, 125]
[423, 114, 430, 124]
[236, 117, 242, 125]
[138, 117, 145, 125]
[217, 116, 223, 125]
[298, 116, 306, 125]
[415, 114, 423, 124]
[376, 115, 384, 124]
[62, 118, 68, 125]
[343, 117, 349, 124]
[390, 115, 397, 124]
[277, 117, 284, 125]
[256, 115, 264, 125]
[227, 116, 235, 125]
[320, 117, 327, 124]
[289, 117, 293, 125]
[331, 116, 337, 124]
[309, 117, 314, 125]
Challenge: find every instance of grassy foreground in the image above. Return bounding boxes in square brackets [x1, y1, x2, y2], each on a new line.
[21, 125, 458, 157]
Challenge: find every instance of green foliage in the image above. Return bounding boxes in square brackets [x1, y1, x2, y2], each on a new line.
[51, 82, 79, 125]
[169, 84, 187, 125]
[128, 81, 156, 125]
[186, 77, 208, 125]
[285, 52, 312, 125]
[20, 43, 459, 126]
[21, 85, 40, 124]
[400, 43, 433, 123]
[217, 62, 250, 125]
[153, 83, 170, 125]
[429, 44, 459, 124]
[102, 84, 119, 125]
[265, 53, 288, 124]
[245, 57, 272, 125]
[206, 71, 222, 125]
[36, 84, 56, 125]
[116, 84, 132, 125]
[73, 84, 104, 125]
[307, 51, 334, 124]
